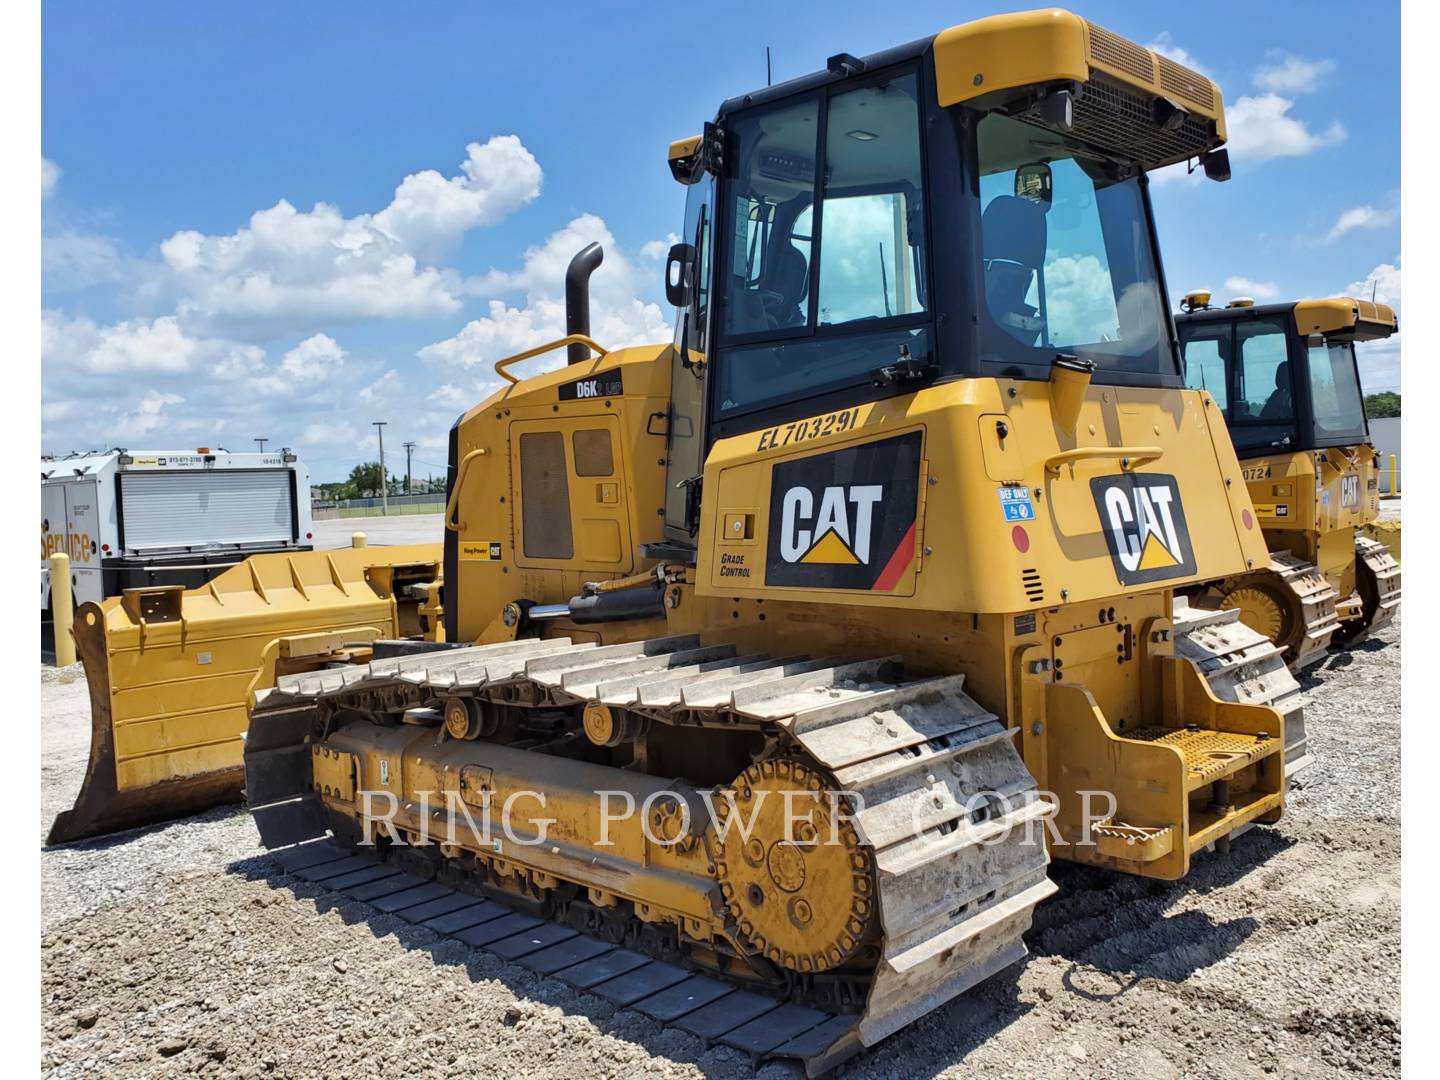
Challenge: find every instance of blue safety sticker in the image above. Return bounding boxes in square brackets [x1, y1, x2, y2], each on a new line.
[998, 485, 1035, 522]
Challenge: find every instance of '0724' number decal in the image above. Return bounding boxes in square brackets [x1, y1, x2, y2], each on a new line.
[757, 407, 862, 451]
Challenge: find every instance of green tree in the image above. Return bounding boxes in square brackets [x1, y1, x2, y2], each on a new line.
[346, 461, 386, 497]
[1364, 391, 1400, 419]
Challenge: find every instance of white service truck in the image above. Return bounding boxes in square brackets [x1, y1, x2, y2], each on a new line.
[41, 448, 314, 611]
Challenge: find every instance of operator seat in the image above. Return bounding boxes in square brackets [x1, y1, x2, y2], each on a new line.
[982, 194, 1047, 345]
[764, 244, 810, 328]
[1261, 361, 1293, 418]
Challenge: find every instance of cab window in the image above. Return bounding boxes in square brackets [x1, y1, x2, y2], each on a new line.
[1236, 321, 1292, 420]
[1229, 318, 1297, 452]
[1307, 341, 1368, 441]
[714, 71, 930, 420]
[1179, 322, 1230, 411]
[977, 112, 1170, 378]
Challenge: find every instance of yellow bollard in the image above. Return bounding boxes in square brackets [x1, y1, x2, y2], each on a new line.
[49, 551, 76, 667]
[352, 532, 368, 548]
[1389, 453, 1398, 496]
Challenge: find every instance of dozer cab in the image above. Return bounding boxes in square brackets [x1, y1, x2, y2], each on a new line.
[1176, 292, 1401, 669]
[55, 8, 1300, 1072]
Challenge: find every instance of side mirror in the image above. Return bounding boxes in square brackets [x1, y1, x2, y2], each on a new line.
[665, 242, 696, 307]
[1014, 162, 1053, 207]
[1201, 148, 1231, 182]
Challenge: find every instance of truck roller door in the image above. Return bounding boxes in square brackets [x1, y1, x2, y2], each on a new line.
[119, 470, 295, 550]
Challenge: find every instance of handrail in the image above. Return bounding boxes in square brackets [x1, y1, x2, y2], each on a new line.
[1044, 445, 1163, 474]
[445, 448, 490, 532]
[493, 334, 609, 385]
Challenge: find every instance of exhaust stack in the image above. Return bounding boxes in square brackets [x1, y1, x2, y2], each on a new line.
[566, 243, 604, 364]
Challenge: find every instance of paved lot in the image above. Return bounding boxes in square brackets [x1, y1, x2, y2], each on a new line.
[40, 619, 1400, 1078]
[312, 513, 444, 549]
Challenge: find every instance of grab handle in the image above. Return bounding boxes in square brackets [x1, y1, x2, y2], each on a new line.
[1044, 445, 1163, 474]
[445, 448, 490, 532]
[494, 334, 609, 385]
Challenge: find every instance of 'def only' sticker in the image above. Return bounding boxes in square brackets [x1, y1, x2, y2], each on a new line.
[998, 486, 1034, 521]
[1091, 473, 1197, 586]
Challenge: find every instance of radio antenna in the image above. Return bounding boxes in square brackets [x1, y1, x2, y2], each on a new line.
[766, 46, 772, 86]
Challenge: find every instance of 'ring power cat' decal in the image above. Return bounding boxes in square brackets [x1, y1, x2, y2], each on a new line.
[1091, 473, 1197, 586]
[765, 431, 922, 590]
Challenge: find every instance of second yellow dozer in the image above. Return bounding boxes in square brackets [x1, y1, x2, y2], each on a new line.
[1176, 292, 1401, 670]
[225, 12, 1301, 1071]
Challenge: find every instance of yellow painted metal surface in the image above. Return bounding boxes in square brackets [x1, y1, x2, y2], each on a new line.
[933, 9, 1224, 130]
[694, 380, 1266, 613]
[1293, 296, 1398, 340]
[449, 344, 673, 644]
[48, 544, 443, 844]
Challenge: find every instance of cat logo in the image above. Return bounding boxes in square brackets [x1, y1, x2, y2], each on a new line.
[1090, 473, 1197, 586]
[1340, 474, 1359, 509]
[766, 431, 922, 591]
[779, 485, 883, 565]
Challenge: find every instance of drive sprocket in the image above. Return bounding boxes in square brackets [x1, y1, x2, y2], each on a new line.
[712, 756, 876, 974]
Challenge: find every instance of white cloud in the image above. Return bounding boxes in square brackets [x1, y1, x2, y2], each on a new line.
[1255, 54, 1335, 95]
[1223, 276, 1281, 301]
[357, 368, 400, 404]
[423, 214, 670, 380]
[43, 230, 134, 291]
[42, 158, 61, 199]
[301, 419, 363, 449]
[640, 233, 681, 260]
[247, 333, 347, 394]
[42, 310, 265, 376]
[1344, 262, 1400, 309]
[1327, 205, 1398, 242]
[113, 391, 187, 439]
[159, 135, 541, 336]
[1226, 94, 1345, 163]
[1146, 33, 1211, 78]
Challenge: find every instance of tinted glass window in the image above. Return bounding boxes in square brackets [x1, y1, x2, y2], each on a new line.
[722, 97, 820, 337]
[1307, 341, 1368, 440]
[1236, 321, 1292, 420]
[715, 72, 929, 419]
[977, 112, 1170, 377]
[1227, 318, 1296, 453]
[1179, 322, 1230, 411]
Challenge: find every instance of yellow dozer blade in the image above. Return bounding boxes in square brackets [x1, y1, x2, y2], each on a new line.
[47, 544, 443, 845]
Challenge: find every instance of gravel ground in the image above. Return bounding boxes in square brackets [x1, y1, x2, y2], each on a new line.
[40, 622, 1400, 1079]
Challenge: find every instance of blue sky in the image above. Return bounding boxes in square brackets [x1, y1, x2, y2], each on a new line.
[41, 1, 1400, 480]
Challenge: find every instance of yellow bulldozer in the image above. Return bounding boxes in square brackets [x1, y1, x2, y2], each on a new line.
[52, 8, 1306, 1071]
[1176, 292, 1401, 669]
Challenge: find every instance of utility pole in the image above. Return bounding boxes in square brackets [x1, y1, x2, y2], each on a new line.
[372, 421, 388, 516]
[254, 438, 267, 452]
[403, 441, 416, 494]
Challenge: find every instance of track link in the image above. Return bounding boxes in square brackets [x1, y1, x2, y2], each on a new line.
[244, 636, 1057, 1075]
[1354, 535, 1401, 637]
[1172, 601, 1309, 777]
[1265, 552, 1341, 669]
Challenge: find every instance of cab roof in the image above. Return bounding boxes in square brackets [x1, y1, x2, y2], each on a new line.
[1176, 296, 1398, 342]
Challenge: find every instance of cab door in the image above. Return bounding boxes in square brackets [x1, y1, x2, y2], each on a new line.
[511, 418, 633, 575]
